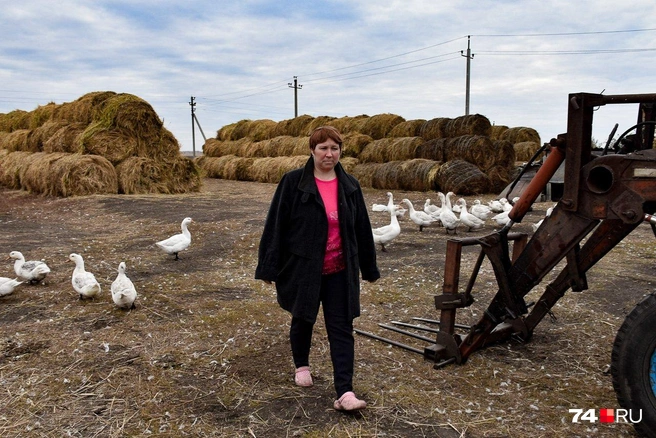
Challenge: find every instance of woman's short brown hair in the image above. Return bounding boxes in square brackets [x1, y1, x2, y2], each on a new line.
[309, 126, 343, 150]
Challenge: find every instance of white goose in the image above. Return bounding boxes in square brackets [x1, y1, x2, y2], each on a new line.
[156, 217, 193, 260]
[111, 262, 137, 310]
[69, 253, 101, 300]
[402, 198, 438, 232]
[446, 192, 461, 213]
[0, 277, 23, 297]
[439, 197, 460, 234]
[488, 199, 505, 213]
[457, 198, 485, 231]
[372, 192, 406, 216]
[492, 210, 511, 227]
[372, 203, 402, 252]
[470, 200, 492, 221]
[9, 251, 51, 284]
[423, 198, 441, 216]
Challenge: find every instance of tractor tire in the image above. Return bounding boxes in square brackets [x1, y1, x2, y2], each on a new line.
[611, 293, 656, 438]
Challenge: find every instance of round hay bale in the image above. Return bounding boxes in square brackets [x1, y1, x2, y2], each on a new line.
[342, 133, 372, 158]
[486, 164, 519, 195]
[42, 123, 87, 154]
[115, 156, 170, 194]
[415, 138, 447, 161]
[389, 119, 426, 137]
[228, 119, 256, 140]
[48, 154, 118, 197]
[249, 156, 308, 184]
[3, 129, 30, 152]
[52, 91, 117, 124]
[26, 120, 69, 153]
[398, 159, 442, 192]
[491, 139, 517, 169]
[79, 128, 138, 164]
[203, 138, 252, 158]
[195, 155, 254, 181]
[359, 113, 405, 140]
[92, 93, 163, 139]
[0, 151, 33, 189]
[420, 117, 450, 140]
[248, 119, 277, 141]
[359, 137, 422, 163]
[514, 141, 544, 162]
[161, 156, 202, 194]
[216, 122, 238, 141]
[28, 103, 59, 130]
[272, 115, 315, 138]
[444, 135, 497, 171]
[490, 125, 509, 140]
[0, 110, 31, 133]
[370, 162, 403, 190]
[435, 159, 491, 195]
[330, 115, 369, 135]
[0, 131, 8, 149]
[19, 152, 68, 194]
[339, 157, 359, 174]
[500, 127, 541, 145]
[350, 162, 376, 188]
[444, 114, 491, 137]
[260, 136, 306, 157]
[306, 116, 338, 134]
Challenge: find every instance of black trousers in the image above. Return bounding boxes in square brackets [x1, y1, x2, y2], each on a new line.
[290, 269, 354, 398]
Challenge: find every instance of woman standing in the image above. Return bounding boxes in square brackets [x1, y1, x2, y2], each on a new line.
[255, 126, 380, 411]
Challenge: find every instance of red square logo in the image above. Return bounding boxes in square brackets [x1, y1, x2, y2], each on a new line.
[600, 408, 614, 423]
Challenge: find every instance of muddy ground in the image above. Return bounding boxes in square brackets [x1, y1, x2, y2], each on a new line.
[0, 177, 654, 437]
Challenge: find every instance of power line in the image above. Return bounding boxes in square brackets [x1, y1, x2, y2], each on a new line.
[471, 27, 656, 37]
[478, 48, 656, 55]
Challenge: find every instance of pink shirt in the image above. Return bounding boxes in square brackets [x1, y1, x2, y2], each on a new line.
[315, 177, 345, 274]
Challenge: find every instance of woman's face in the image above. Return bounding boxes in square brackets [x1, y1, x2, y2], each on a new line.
[312, 139, 341, 172]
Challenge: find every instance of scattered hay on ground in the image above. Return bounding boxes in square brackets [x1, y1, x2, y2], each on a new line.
[435, 158, 491, 195]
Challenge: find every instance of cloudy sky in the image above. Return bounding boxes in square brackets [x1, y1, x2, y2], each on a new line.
[2, 1, 655, 152]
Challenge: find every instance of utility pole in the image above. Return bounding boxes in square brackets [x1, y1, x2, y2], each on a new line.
[461, 35, 474, 115]
[189, 96, 196, 157]
[288, 76, 302, 118]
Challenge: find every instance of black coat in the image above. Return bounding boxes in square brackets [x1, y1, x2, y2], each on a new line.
[255, 157, 380, 323]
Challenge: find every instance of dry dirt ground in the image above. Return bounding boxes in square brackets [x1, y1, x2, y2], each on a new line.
[1, 177, 654, 437]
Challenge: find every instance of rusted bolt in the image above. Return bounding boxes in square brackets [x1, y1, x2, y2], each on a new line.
[622, 210, 637, 220]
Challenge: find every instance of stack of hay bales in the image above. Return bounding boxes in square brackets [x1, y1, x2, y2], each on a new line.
[197, 112, 541, 195]
[0, 91, 201, 196]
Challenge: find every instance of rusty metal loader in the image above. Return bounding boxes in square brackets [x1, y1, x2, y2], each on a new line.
[357, 92, 656, 437]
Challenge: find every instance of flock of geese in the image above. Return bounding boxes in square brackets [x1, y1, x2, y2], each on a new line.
[0, 217, 195, 307]
[371, 191, 554, 252]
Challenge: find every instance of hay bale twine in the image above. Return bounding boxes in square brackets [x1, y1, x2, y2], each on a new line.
[342, 133, 372, 158]
[444, 135, 497, 171]
[249, 156, 308, 184]
[514, 141, 544, 162]
[359, 113, 405, 139]
[415, 138, 447, 161]
[444, 114, 491, 138]
[420, 117, 451, 140]
[52, 91, 117, 124]
[0, 151, 33, 189]
[389, 119, 426, 137]
[490, 125, 509, 140]
[48, 154, 119, 197]
[435, 159, 491, 195]
[115, 156, 171, 194]
[0, 110, 31, 133]
[500, 127, 541, 145]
